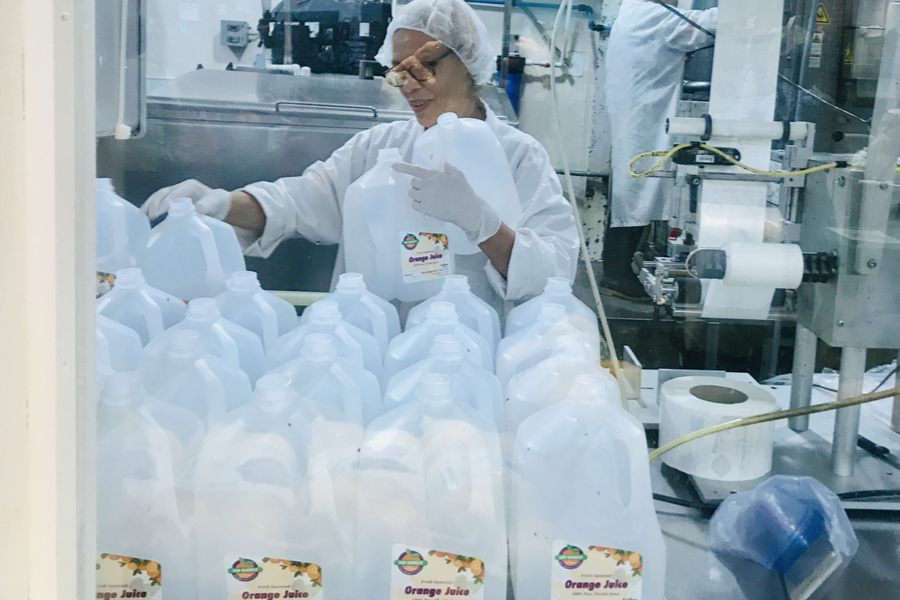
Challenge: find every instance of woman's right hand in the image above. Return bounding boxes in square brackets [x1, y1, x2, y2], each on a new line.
[141, 179, 232, 220]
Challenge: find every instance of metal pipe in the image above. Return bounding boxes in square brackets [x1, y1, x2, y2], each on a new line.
[500, 0, 513, 86]
[789, 324, 817, 432]
[831, 347, 867, 476]
[893, 349, 900, 434]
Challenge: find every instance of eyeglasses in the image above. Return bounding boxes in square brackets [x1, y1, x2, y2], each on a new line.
[385, 50, 452, 88]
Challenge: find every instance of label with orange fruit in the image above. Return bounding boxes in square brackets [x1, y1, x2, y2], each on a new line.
[225, 555, 322, 600]
[96, 554, 161, 600]
[551, 542, 642, 599]
[390, 544, 484, 600]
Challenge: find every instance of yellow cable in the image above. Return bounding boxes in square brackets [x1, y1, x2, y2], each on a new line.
[628, 144, 691, 179]
[648, 385, 900, 463]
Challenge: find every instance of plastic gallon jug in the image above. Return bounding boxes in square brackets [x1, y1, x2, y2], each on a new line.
[343, 148, 452, 302]
[266, 300, 383, 382]
[384, 301, 493, 381]
[302, 272, 401, 357]
[384, 334, 503, 426]
[412, 112, 522, 255]
[194, 374, 361, 600]
[216, 270, 298, 352]
[97, 373, 195, 600]
[505, 335, 612, 443]
[97, 268, 187, 345]
[405, 274, 502, 350]
[272, 333, 383, 425]
[496, 304, 600, 393]
[505, 277, 599, 340]
[96, 178, 150, 275]
[354, 374, 507, 600]
[144, 298, 266, 384]
[97, 314, 143, 372]
[142, 198, 246, 301]
[139, 330, 252, 418]
[510, 374, 665, 600]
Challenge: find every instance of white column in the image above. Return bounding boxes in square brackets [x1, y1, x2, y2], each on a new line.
[0, 0, 96, 598]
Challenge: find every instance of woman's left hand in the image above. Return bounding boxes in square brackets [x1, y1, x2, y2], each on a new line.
[393, 161, 501, 245]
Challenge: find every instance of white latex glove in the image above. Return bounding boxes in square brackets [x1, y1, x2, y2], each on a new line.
[392, 162, 502, 246]
[141, 179, 232, 220]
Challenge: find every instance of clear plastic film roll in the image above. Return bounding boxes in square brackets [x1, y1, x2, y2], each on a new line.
[723, 242, 804, 289]
[666, 117, 809, 141]
[659, 377, 777, 481]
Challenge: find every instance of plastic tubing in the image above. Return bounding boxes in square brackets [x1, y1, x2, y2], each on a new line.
[549, 0, 629, 410]
[648, 385, 900, 463]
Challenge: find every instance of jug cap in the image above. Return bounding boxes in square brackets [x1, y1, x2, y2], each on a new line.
[253, 373, 297, 412]
[187, 298, 221, 321]
[167, 198, 197, 217]
[538, 303, 567, 324]
[419, 373, 454, 406]
[544, 277, 573, 295]
[378, 148, 403, 162]
[337, 272, 367, 293]
[167, 330, 203, 359]
[570, 373, 619, 408]
[309, 300, 341, 323]
[101, 371, 145, 406]
[301, 333, 338, 360]
[95, 178, 115, 193]
[426, 301, 458, 324]
[437, 112, 459, 127]
[442, 274, 470, 292]
[431, 334, 463, 358]
[227, 271, 261, 293]
[113, 268, 147, 289]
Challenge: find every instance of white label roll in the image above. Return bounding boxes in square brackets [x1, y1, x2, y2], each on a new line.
[723, 242, 804, 289]
[659, 377, 777, 481]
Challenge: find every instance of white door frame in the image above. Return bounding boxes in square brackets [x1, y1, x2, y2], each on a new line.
[0, 0, 96, 597]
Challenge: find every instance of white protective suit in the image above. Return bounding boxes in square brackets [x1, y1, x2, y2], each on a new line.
[239, 106, 579, 313]
[606, 0, 718, 227]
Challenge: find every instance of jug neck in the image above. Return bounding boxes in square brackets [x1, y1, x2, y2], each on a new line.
[430, 334, 465, 362]
[553, 335, 589, 361]
[113, 268, 148, 291]
[441, 274, 471, 295]
[167, 198, 197, 219]
[568, 374, 618, 410]
[164, 330, 205, 363]
[300, 333, 338, 362]
[186, 298, 221, 324]
[308, 300, 342, 326]
[95, 178, 115, 195]
[101, 371, 146, 407]
[419, 373, 455, 408]
[335, 272, 367, 297]
[227, 271, 262, 295]
[543, 277, 573, 299]
[537, 303, 567, 326]
[377, 148, 403, 163]
[253, 374, 296, 412]
[425, 301, 459, 326]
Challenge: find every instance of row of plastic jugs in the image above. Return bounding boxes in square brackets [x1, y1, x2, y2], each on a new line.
[97, 271, 665, 600]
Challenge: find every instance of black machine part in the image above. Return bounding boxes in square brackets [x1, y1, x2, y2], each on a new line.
[686, 248, 839, 284]
[672, 144, 741, 166]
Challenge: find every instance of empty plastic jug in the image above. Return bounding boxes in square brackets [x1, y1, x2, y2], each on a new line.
[272, 333, 382, 425]
[412, 112, 522, 255]
[301, 272, 401, 357]
[405, 274, 502, 350]
[144, 298, 266, 384]
[384, 302, 493, 381]
[505, 277, 599, 339]
[496, 303, 600, 393]
[194, 373, 361, 600]
[505, 335, 613, 442]
[97, 373, 196, 600]
[343, 148, 451, 302]
[215, 270, 298, 352]
[139, 330, 252, 418]
[266, 300, 383, 382]
[97, 314, 143, 372]
[384, 334, 503, 425]
[354, 374, 507, 600]
[97, 268, 187, 345]
[142, 198, 246, 300]
[95, 178, 150, 274]
[510, 374, 665, 600]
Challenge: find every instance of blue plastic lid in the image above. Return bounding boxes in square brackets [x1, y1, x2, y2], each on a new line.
[744, 493, 826, 574]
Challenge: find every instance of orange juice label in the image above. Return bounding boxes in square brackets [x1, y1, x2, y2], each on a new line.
[551, 541, 642, 600]
[225, 555, 323, 600]
[400, 232, 451, 283]
[96, 553, 161, 599]
[390, 544, 484, 600]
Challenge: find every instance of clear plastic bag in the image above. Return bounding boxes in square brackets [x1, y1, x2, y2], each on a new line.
[710, 475, 858, 600]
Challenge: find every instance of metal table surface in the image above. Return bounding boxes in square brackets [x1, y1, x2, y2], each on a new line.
[635, 372, 900, 599]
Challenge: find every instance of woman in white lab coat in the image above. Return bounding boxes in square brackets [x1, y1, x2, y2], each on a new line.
[142, 0, 579, 312]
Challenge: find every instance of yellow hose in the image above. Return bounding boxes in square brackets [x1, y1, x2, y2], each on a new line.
[648, 385, 900, 463]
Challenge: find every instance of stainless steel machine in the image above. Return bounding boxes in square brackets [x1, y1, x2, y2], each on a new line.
[97, 68, 517, 292]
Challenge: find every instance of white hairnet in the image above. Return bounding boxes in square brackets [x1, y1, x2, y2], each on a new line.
[375, 0, 497, 85]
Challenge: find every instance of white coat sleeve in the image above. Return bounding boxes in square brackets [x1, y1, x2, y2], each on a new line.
[237, 129, 378, 258]
[661, 7, 718, 53]
[483, 138, 579, 301]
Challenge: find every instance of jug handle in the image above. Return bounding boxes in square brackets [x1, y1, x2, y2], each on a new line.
[138, 290, 166, 340]
[359, 296, 390, 354]
[191, 218, 226, 289]
[251, 295, 280, 350]
[97, 201, 133, 265]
